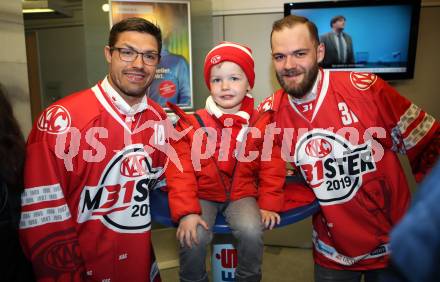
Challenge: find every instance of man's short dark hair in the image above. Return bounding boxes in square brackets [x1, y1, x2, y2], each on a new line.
[330, 15, 346, 28]
[271, 15, 320, 48]
[108, 17, 162, 54]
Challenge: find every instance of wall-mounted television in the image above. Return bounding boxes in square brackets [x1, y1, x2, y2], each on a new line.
[284, 0, 421, 80]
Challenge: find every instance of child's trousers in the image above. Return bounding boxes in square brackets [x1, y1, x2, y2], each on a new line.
[179, 197, 264, 282]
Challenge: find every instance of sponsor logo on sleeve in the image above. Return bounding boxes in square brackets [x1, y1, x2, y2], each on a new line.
[37, 105, 71, 134]
[350, 72, 377, 91]
[257, 96, 274, 112]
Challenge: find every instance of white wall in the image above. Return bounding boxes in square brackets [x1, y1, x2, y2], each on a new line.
[34, 26, 88, 107]
[212, 0, 284, 15]
[213, 13, 282, 105]
[212, 0, 440, 15]
[0, 0, 32, 135]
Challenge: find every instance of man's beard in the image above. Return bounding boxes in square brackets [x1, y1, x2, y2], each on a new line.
[276, 64, 319, 99]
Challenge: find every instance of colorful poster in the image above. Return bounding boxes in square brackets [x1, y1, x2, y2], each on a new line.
[111, 0, 193, 109]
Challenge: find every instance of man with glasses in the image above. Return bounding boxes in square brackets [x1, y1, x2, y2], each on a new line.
[20, 17, 167, 282]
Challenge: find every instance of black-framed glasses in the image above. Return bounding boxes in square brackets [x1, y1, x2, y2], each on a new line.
[110, 47, 160, 66]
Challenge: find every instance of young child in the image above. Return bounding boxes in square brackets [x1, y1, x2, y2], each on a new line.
[166, 42, 285, 282]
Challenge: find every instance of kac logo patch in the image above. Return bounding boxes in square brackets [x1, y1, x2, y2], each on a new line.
[350, 72, 377, 91]
[77, 144, 162, 233]
[257, 95, 274, 112]
[305, 138, 332, 158]
[211, 55, 222, 64]
[37, 105, 71, 134]
[295, 129, 376, 205]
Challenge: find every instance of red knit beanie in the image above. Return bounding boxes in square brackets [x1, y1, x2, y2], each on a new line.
[204, 41, 255, 90]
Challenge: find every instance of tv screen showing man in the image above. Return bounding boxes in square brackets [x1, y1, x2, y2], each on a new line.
[320, 15, 355, 68]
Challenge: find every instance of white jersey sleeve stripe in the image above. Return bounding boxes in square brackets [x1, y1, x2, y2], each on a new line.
[21, 184, 64, 207]
[397, 104, 421, 134]
[403, 113, 436, 150]
[19, 204, 72, 229]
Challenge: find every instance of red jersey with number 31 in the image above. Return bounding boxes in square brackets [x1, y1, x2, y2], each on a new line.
[258, 70, 439, 270]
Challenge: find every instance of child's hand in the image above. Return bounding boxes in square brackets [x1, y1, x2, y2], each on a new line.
[260, 209, 281, 230]
[177, 214, 209, 248]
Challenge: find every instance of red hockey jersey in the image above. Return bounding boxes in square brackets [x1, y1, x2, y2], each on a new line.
[20, 80, 168, 281]
[259, 70, 439, 270]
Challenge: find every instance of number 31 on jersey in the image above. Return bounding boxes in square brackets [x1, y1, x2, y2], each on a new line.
[338, 102, 359, 125]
